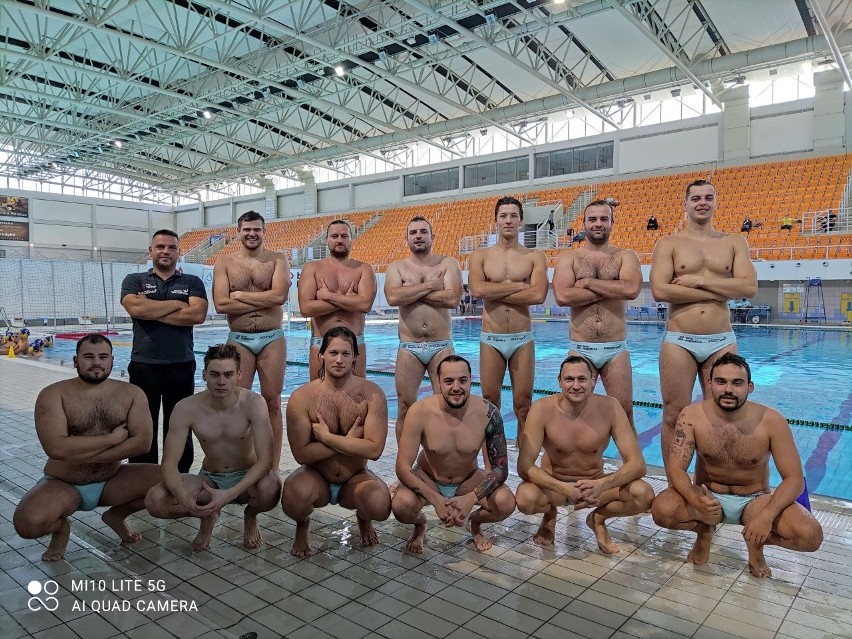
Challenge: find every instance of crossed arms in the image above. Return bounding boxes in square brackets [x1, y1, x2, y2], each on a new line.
[298, 261, 377, 317]
[552, 250, 642, 307]
[384, 258, 463, 309]
[212, 253, 290, 315]
[468, 249, 549, 306]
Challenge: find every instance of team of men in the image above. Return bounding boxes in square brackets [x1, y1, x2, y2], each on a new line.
[14, 186, 823, 579]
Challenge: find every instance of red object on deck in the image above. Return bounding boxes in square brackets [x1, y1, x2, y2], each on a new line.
[55, 331, 119, 339]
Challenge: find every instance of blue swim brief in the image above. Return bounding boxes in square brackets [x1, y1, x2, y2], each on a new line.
[570, 340, 628, 370]
[709, 490, 766, 525]
[480, 331, 534, 360]
[663, 331, 736, 363]
[39, 475, 107, 512]
[435, 481, 460, 499]
[228, 328, 285, 355]
[398, 340, 453, 366]
[329, 482, 343, 506]
[311, 333, 366, 349]
[198, 468, 247, 491]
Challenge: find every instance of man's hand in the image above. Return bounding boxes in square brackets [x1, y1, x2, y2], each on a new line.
[568, 482, 600, 510]
[742, 511, 773, 546]
[109, 425, 129, 446]
[446, 492, 478, 526]
[183, 484, 218, 518]
[311, 412, 331, 442]
[575, 478, 606, 502]
[693, 485, 722, 521]
[574, 278, 591, 289]
[433, 498, 462, 526]
[193, 486, 232, 518]
[671, 274, 704, 288]
[345, 416, 364, 439]
[229, 290, 244, 300]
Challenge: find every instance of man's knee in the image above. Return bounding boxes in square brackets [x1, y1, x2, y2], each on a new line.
[515, 483, 543, 515]
[280, 474, 318, 514]
[356, 481, 391, 521]
[144, 484, 172, 517]
[630, 480, 655, 511]
[253, 475, 282, 512]
[651, 489, 681, 528]
[791, 514, 823, 552]
[513, 393, 532, 422]
[391, 487, 421, 523]
[491, 486, 516, 518]
[262, 394, 282, 417]
[13, 505, 53, 538]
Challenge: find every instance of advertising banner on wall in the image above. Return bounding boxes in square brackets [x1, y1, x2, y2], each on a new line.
[0, 196, 29, 218]
[0, 220, 29, 241]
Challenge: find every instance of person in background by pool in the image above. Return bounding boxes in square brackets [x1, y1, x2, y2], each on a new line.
[13, 334, 161, 561]
[552, 199, 642, 432]
[384, 216, 463, 442]
[11, 328, 30, 356]
[650, 179, 757, 477]
[517, 356, 653, 554]
[780, 214, 794, 230]
[213, 211, 290, 475]
[26, 337, 45, 358]
[469, 196, 548, 446]
[652, 353, 822, 578]
[281, 327, 390, 557]
[121, 229, 208, 473]
[298, 219, 377, 380]
[145, 344, 280, 551]
[393, 355, 514, 553]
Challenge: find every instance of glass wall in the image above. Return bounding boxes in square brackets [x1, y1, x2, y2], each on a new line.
[534, 141, 614, 178]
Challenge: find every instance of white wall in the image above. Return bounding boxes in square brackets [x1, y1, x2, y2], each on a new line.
[205, 204, 232, 226]
[353, 179, 397, 208]
[277, 192, 306, 219]
[620, 125, 719, 173]
[751, 110, 814, 156]
[318, 186, 349, 213]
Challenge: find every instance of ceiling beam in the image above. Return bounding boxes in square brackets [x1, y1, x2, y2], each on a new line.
[810, 0, 852, 89]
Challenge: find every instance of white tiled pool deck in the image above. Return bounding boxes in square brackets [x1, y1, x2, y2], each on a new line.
[1, 357, 850, 639]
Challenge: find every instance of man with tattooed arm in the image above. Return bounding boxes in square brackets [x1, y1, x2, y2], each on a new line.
[392, 355, 515, 553]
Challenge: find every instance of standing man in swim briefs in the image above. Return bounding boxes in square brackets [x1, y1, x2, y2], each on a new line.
[121, 229, 208, 472]
[213, 211, 290, 475]
[145, 344, 281, 551]
[552, 199, 642, 430]
[299, 220, 377, 380]
[652, 353, 822, 577]
[650, 180, 757, 470]
[281, 327, 391, 556]
[384, 216, 463, 440]
[468, 196, 548, 444]
[13, 334, 162, 561]
[516, 356, 653, 554]
[393, 355, 515, 553]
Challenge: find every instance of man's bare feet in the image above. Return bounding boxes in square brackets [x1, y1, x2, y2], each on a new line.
[405, 518, 427, 554]
[291, 521, 312, 557]
[466, 516, 492, 552]
[586, 511, 620, 555]
[358, 517, 379, 547]
[102, 509, 141, 543]
[42, 519, 70, 562]
[533, 507, 557, 546]
[243, 513, 263, 549]
[747, 544, 772, 578]
[190, 513, 218, 552]
[687, 525, 714, 565]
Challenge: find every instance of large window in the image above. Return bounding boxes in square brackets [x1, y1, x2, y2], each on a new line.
[404, 168, 459, 195]
[464, 156, 529, 188]
[534, 141, 614, 178]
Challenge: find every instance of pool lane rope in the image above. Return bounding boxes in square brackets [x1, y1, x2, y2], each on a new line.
[195, 355, 851, 433]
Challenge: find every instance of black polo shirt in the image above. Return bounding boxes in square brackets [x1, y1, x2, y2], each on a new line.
[120, 269, 207, 364]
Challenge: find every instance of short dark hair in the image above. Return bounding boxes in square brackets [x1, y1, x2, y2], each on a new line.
[327, 219, 352, 236]
[437, 355, 471, 378]
[237, 211, 265, 228]
[408, 216, 433, 234]
[151, 229, 179, 241]
[558, 355, 594, 377]
[204, 344, 241, 370]
[709, 352, 751, 384]
[583, 199, 616, 221]
[76, 333, 113, 354]
[685, 179, 714, 199]
[494, 196, 524, 220]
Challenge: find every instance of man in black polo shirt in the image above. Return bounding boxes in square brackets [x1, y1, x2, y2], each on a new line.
[121, 229, 208, 472]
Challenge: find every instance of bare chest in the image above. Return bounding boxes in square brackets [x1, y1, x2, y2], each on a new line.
[228, 259, 275, 292]
[398, 262, 443, 285]
[695, 425, 766, 469]
[574, 252, 621, 281]
[315, 264, 361, 293]
[423, 421, 484, 457]
[545, 419, 608, 457]
[311, 389, 369, 434]
[672, 238, 733, 276]
[483, 252, 532, 283]
[64, 393, 127, 436]
[194, 410, 252, 444]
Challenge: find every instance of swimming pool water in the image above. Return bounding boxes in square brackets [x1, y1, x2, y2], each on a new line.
[40, 319, 852, 500]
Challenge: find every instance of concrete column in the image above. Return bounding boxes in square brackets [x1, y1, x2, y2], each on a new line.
[813, 69, 846, 150]
[720, 85, 750, 161]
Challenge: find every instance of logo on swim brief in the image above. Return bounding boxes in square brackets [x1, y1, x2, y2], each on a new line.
[27, 580, 60, 611]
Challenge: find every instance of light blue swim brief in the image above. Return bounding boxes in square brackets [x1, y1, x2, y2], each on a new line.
[480, 331, 534, 360]
[710, 490, 766, 525]
[399, 340, 453, 366]
[435, 481, 460, 498]
[663, 331, 736, 363]
[570, 340, 628, 370]
[228, 328, 285, 355]
[198, 468, 247, 491]
[39, 475, 107, 512]
[329, 482, 343, 506]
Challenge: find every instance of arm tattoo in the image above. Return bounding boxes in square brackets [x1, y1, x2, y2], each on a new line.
[671, 420, 695, 465]
[474, 404, 509, 501]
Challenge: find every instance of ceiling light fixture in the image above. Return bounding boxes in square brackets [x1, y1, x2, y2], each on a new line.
[113, 140, 123, 148]
[202, 110, 212, 119]
[335, 65, 345, 77]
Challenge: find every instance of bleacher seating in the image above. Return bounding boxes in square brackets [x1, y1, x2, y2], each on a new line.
[179, 225, 236, 254]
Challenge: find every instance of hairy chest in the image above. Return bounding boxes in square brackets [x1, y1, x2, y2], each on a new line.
[574, 252, 621, 281]
[228, 260, 275, 292]
[64, 394, 127, 436]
